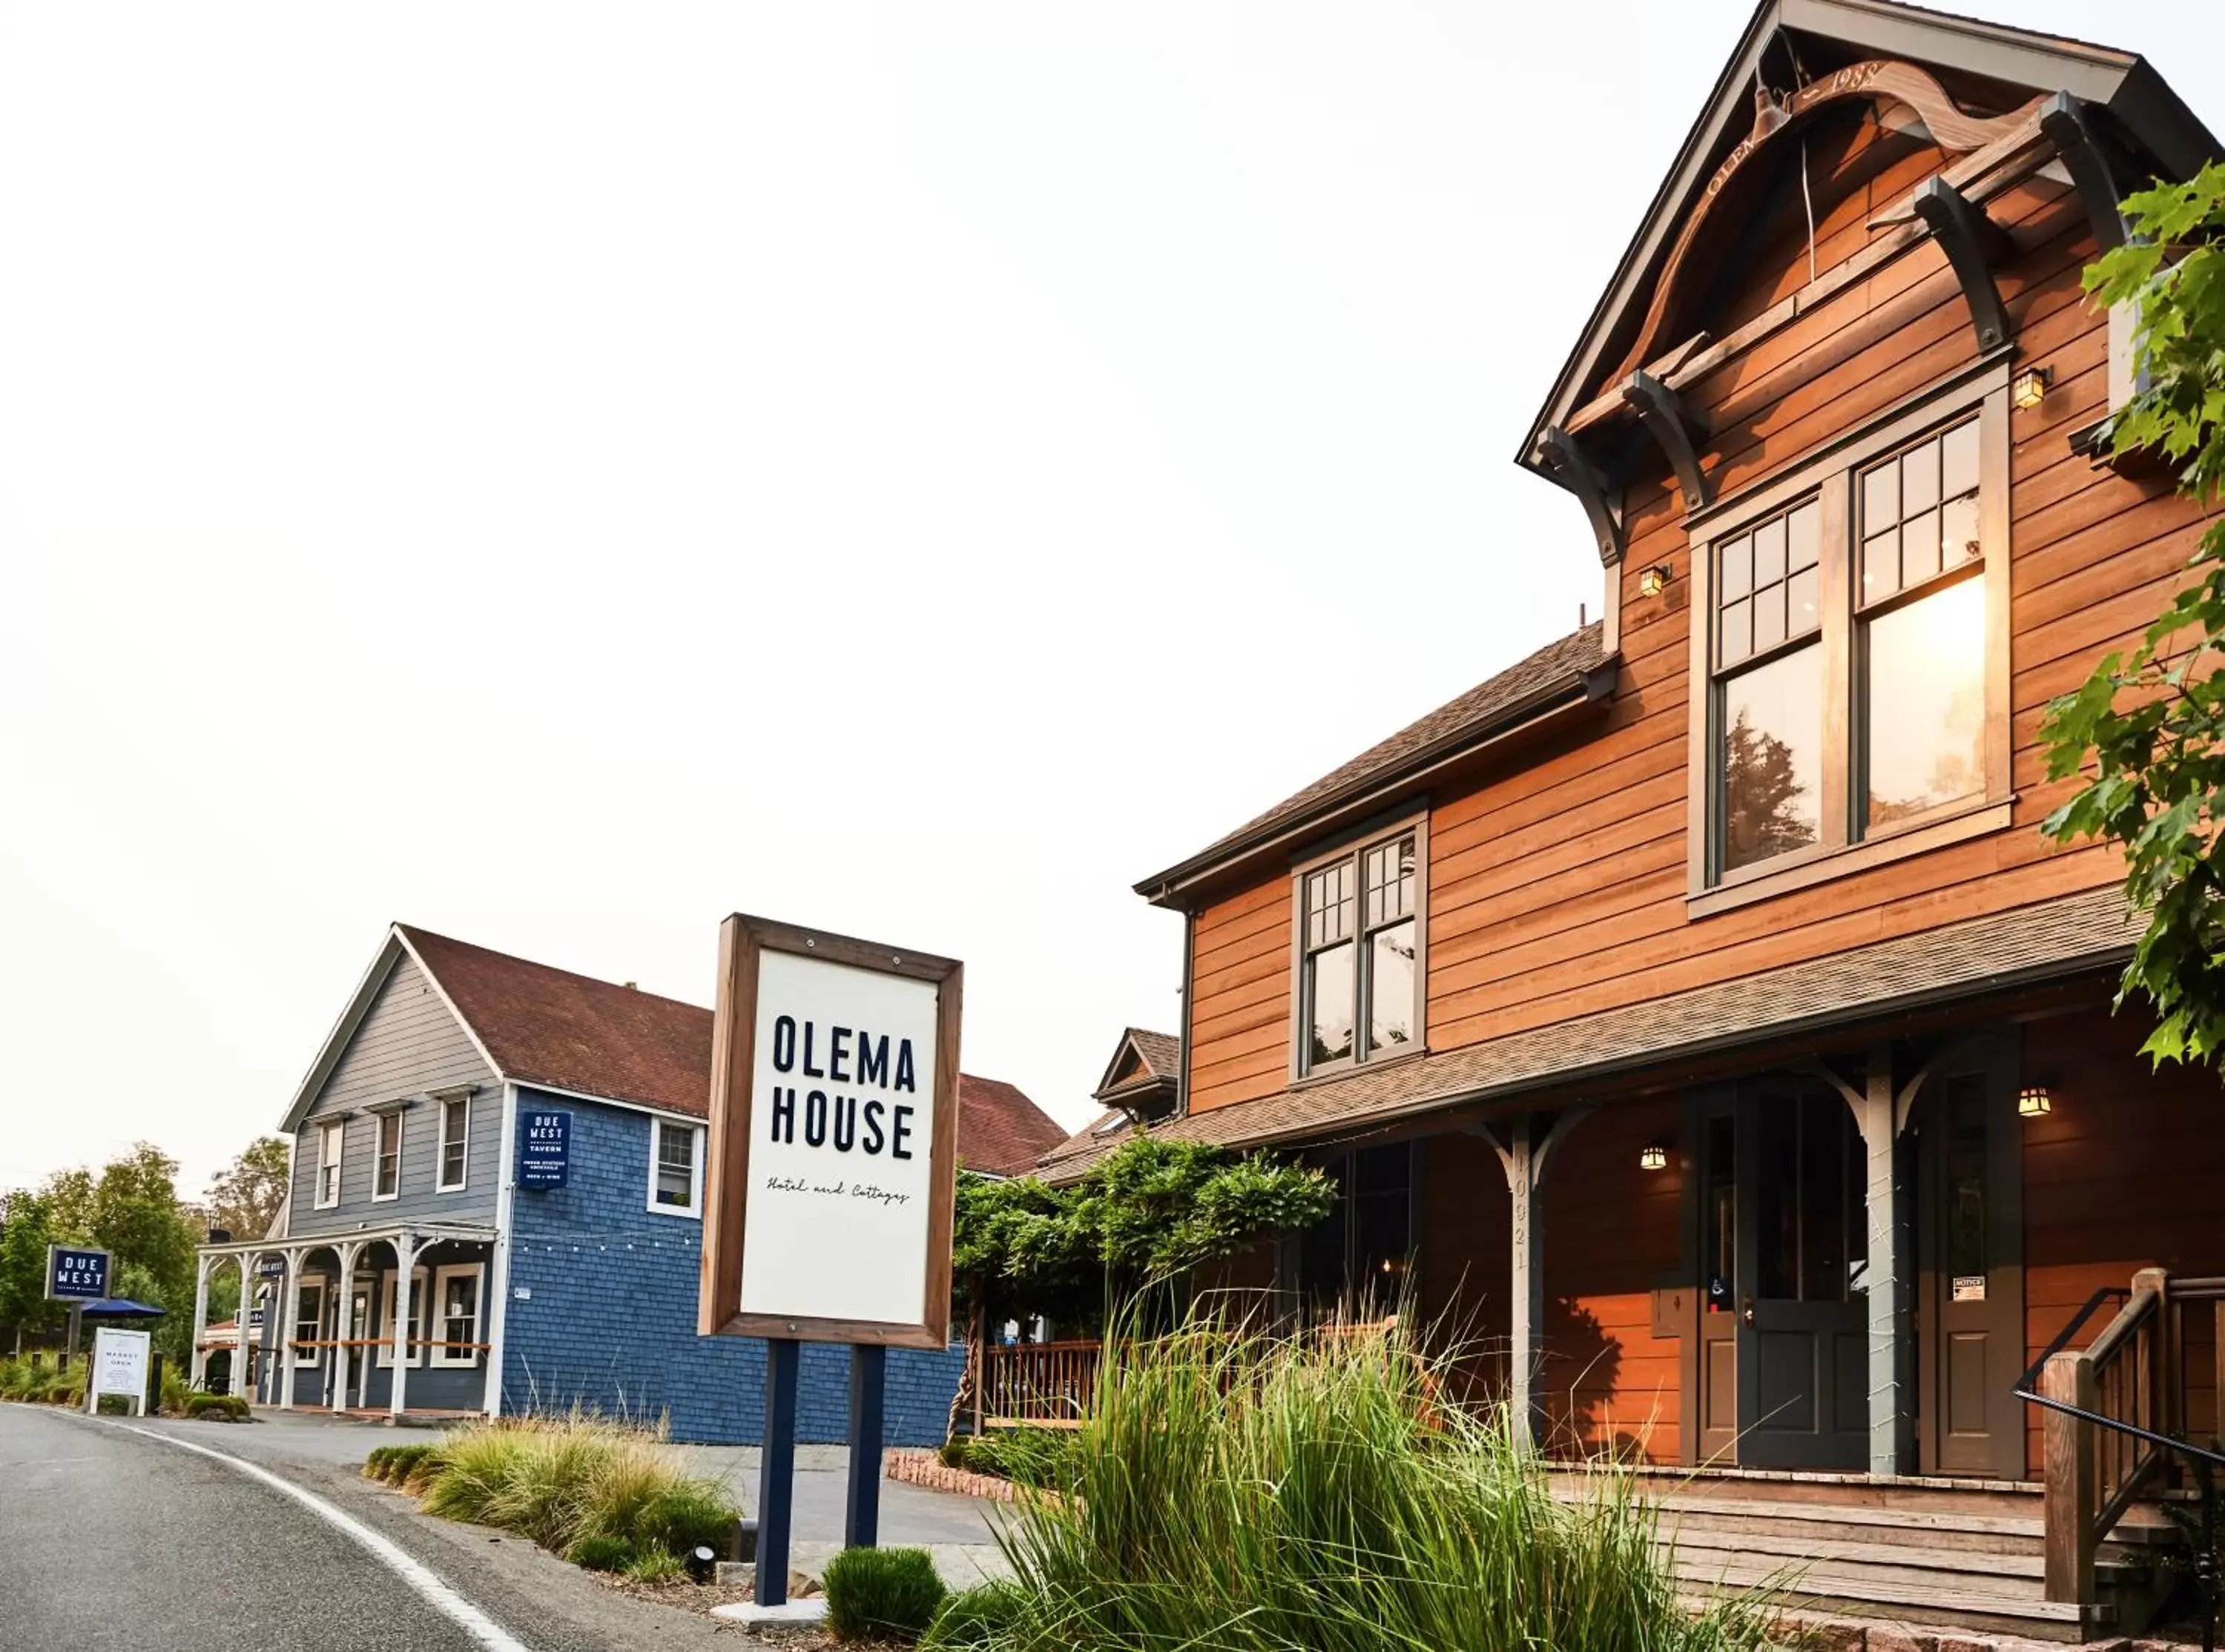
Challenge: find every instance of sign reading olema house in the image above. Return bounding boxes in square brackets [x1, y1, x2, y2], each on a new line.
[698, 915, 961, 1349]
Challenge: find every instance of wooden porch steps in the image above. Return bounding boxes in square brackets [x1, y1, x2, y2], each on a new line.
[1550, 1475, 2178, 1644]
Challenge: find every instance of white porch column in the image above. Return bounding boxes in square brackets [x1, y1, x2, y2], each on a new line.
[234, 1257, 255, 1404]
[277, 1249, 305, 1411]
[1480, 1106, 1592, 1452]
[331, 1241, 361, 1415]
[188, 1254, 212, 1390]
[390, 1234, 418, 1419]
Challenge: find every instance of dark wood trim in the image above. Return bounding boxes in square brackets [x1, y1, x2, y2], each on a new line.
[1287, 809, 1431, 1087]
[1624, 371, 1712, 512]
[1687, 799, 2013, 919]
[1911, 178, 2015, 354]
[2037, 92, 2129, 254]
[699, 913, 963, 1351]
[1537, 426, 1626, 566]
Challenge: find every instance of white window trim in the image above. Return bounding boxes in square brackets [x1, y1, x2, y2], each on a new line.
[645, 1119, 706, 1219]
[435, 1095, 471, 1194]
[429, 1263, 485, 1369]
[371, 1109, 404, 1203]
[293, 1276, 327, 1367]
[375, 1267, 432, 1367]
[314, 1120, 345, 1210]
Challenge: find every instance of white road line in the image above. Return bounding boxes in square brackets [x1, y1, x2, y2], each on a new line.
[108, 1421, 535, 1652]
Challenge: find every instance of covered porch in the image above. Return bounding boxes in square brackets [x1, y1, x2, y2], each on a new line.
[192, 1220, 498, 1420]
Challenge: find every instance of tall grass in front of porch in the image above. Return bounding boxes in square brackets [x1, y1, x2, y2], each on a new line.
[972, 1315, 1774, 1652]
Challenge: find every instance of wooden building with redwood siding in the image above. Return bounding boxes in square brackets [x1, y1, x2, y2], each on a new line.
[1038, 1, 2224, 1637]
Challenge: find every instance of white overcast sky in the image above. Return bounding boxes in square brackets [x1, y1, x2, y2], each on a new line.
[3, 1, 2219, 1200]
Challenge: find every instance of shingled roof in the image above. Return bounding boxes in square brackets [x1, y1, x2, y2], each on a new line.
[1038, 887, 2137, 1182]
[1138, 623, 1609, 899]
[303, 926, 1060, 1172]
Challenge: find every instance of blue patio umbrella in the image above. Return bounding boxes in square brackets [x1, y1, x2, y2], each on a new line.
[73, 1298, 166, 1318]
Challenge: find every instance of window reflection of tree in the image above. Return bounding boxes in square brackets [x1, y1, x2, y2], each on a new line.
[1723, 706, 1818, 868]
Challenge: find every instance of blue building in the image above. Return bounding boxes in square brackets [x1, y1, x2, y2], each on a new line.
[190, 924, 1064, 1443]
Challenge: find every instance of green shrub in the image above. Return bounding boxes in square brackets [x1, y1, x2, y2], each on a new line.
[160, 1366, 191, 1415]
[631, 1484, 736, 1558]
[986, 1312, 1777, 1652]
[184, 1392, 248, 1421]
[381, 1444, 435, 1485]
[622, 1547, 687, 1585]
[566, 1534, 638, 1573]
[935, 1435, 972, 1470]
[365, 1446, 396, 1480]
[96, 1393, 133, 1415]
[921, 1580, 1029, 1648]
[823, 1547, 946, 1642]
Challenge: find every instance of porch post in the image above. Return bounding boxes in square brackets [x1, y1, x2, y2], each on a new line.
[1480, 1106, 1591, 1452]
[234, 1257, 255, 1404]
[331, 1241, 360, 1415]
[391, 1235, 418, 1419]
[278, 1249, 304, 1411]
[1859, 1048, 1905, 1476]
[189, 1253, 212, 1390]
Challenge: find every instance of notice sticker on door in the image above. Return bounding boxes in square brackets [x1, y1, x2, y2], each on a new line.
[1952, 1275, 1987, 1303]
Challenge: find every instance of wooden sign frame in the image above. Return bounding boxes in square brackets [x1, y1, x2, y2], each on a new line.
[697, 913, 962, 1350]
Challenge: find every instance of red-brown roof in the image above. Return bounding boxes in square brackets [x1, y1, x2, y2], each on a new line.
[396, 925, 1059, 1171]
[956, 1074, 1069, 1177]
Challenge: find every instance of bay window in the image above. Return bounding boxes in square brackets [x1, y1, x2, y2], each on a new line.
[1293, 820, 1425, 1079]
[1689, 365, 2011, 911]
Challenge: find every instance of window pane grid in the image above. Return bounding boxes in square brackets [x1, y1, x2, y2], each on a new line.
[1301, 831, 1419, 1075]
[1715, 499, 1819, 669]
[1859, 417, 1981, 606]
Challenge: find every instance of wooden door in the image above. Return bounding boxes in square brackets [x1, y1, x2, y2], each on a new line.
[1694, 1099, 1741, 1464]
[1736, 1075, 1869, 1470]
[1917, 1038, 2025, 1478]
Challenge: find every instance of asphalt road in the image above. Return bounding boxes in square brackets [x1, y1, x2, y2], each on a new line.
[0, 1402, 487, 1652]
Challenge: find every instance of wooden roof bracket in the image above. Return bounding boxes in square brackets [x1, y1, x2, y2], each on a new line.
[1911, 176, 2016, 353]
[1622, 371, 1712, 513]
[1537, 426, 1625, 566]
[2037, 90, 2129, 254]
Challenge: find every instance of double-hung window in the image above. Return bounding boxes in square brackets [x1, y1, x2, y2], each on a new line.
[293, 1278, 326, 1367]
[435, 1095, 469, 1193]
[375, 1268, 432, 1367]
[647, 1119, 702, 1216]
[315, 1120, 344, 1209]
[1692, 367, 2009, 909]
[1294, 822, 1425, 1079]
[372, 1109, 403, 1201]
[429, 1264, 483, 1367]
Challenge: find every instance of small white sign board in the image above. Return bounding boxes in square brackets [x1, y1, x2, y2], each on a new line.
[85, 1326, 151, 1416]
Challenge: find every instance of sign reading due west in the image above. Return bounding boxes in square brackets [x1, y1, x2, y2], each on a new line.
[697, 915, 960, 1349]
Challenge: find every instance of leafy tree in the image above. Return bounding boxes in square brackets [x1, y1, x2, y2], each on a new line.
[0, 1146, 205, 1362]
[1721, 708, 1816, 865]
[2041, 162, 2225, 1067]
[0, 1192, 62, 1349]
[954, 1136, 1334, 1332]
[206, 1136, 291, 1240]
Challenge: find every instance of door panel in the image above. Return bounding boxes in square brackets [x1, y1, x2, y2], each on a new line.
[1736, 1077, 1869, 1470]
[1695, 1102, 1740, 1463]
[1918, 1047, 2025, 1478]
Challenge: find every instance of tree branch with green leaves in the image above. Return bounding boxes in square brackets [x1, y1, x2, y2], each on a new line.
[2041, 161, 2225, 1066]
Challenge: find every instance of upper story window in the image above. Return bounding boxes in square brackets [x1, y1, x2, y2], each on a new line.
[436, 1096, 469, 1193]
[648, 1118, 702, 1217]
[372, 1110, 403, 1201]
[1691, 368, 2010, 911]
[1294, 820, 1425, 1080]
[315, 1120, 344, 1209]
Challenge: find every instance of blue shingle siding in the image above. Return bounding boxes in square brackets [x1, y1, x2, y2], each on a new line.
[500, 1090, 963, 1445]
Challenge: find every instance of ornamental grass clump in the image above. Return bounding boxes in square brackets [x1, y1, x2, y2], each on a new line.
[416, 1410, 738, 1573]
[823, 1546, 948, 1642]
[980, 1317, 1776, 1652]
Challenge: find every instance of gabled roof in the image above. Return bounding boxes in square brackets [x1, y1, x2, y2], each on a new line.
[1520, 0, 2218, 470]
[1138, 623, 1613, 904]
[280, 926, 1061, 1172]
[1092, 1027, 1181, 1102]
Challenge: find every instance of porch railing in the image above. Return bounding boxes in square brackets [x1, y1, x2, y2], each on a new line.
[2017, 1266, 2225, 1650]
[980, 1340, 1101, 1429]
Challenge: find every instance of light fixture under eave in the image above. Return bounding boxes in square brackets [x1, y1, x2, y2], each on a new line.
[2013, 366, 2052, 410]
[1639, 1144, 1669, 1172]
[1638, 564, 1672, 598]
[2017, 1084, 2054, 1119]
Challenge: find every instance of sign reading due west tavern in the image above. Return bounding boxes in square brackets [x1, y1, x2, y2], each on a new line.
[47, 1244, 111, 1301]
[699, 915, 961, 1349]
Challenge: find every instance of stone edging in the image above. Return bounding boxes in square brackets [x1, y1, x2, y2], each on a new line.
[885, 1449, 1029, 1504]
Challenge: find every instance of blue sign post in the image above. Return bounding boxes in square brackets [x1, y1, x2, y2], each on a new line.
[518, 1109, 572, 1189]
